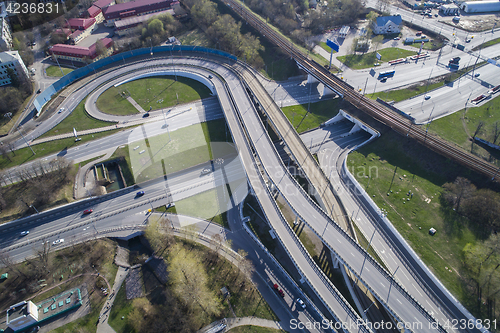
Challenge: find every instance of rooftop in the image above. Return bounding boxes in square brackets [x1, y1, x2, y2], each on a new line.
[36, 287, 82, 322]
[0, 51, 20, 63]
[104, 0, 171, 16]
[93, 0, 115, 9]
[7, 301, 32, 323]
[88, 5, 102, 17]
[375, 15, 402, 27]
[115, 9, 174, 29]
[67, 17, 96, 30]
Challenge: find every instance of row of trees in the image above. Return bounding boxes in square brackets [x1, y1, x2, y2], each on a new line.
[442, 177, 500, 232]
[187, 0, 264, 67]
[442, 177, 500, 319]
[0, 157, 73, 216]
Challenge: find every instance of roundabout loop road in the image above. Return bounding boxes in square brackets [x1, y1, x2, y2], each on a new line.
[42, 53, 472, 332]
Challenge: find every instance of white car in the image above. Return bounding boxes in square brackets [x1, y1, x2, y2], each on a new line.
[20, 231, 29, 236]
[52, 239, 64, 245]
[296, 298, 306, 309]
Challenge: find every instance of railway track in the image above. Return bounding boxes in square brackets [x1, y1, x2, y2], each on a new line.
[224, 0, 500, 180]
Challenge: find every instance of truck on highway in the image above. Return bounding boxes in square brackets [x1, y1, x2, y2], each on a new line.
[449, 63, 459, 70]
[488, 85, 500, 94]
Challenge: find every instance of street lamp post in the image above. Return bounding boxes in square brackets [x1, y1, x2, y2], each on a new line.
[4, 113, 35, 155]
[30, 205, 39, 214]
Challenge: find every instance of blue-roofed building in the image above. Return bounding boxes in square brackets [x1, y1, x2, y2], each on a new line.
[372, 15, 402, 35]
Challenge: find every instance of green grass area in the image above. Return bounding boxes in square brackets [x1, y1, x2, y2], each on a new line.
[347, 130, 488, 313]
[281, 99, 341, 133]
[108, 285, 134, 333]
[123, 118, 232, 183]
[173, 186, 234, 228]
[45, 65, 74, 77]
[258, 42, 302, 81]
[429, 96, 500, 166]
[407, 39, 444, 51]
[472, 37, 500, 51]
[337, 48, 417, 70]
[40, 99, 116, 138]
[96, 76, 212, 116]
[228, 326, 285, 332]
[0, 129, 121, 171]
[318, 41, 336, 54]
[367, 81, 443, 103]
[177, 28, 213, 47]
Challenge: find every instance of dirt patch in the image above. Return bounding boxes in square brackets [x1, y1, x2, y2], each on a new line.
[440, 14, 500, 32]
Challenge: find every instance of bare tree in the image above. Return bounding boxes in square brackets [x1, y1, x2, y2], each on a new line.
[473, 121, 484, 138]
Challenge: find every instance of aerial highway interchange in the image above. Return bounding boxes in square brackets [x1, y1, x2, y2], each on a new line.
[3, 2, 500, 332]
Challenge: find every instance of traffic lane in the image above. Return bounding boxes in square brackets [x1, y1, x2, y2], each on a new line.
[1, 157, 245, 246]
[322, 143, 459, 329]
[230, 65, 444, 331]
[217, 67, 369, 332]
[395, 63, 500, 123]
[299, 121, 355, 150]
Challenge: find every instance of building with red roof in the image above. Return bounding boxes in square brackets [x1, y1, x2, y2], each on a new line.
[93, 0, 116, 9]
[63, 18, 97, 45]
[103, 0, 176, 27]
[88, 0, 116, 23]
[87, 6, 104, 24]
[49, 38, 114, 63]
[67, 18, 96, 31]
[115, 9, 173, 36]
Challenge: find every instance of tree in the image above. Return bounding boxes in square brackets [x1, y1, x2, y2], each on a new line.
[168, 244, 222, 317]
[463, 234, 500, 318]
[144, 216, 173, 255]
[147, 19, 164, 36]
[95, 40, 107, 58]
[191, 0, 218, 29]
[50, 32, 69, 45]
[372, 35, 384, 52]
[25, 32, 35, 45]
[6, 68, 20, 88]
[442, 177, 476, 212]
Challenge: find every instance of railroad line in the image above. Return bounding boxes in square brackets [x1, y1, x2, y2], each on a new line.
[223, 0, 499, 180]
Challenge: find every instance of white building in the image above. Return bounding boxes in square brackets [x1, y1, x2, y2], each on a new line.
[440, 3, 460, 15]
[6, 301, 39, 332]
[372, 15, 402, 35]
[0, 51, 29, 87]
[0, 2, 13, 51]
[461, 0, 500, 12]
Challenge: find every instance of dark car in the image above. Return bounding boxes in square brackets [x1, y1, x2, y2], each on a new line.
[143, 112, 150, 118]
[83, 209, 93, 215]
[136, 191, 145, 197]
[37, 89, 41, 94]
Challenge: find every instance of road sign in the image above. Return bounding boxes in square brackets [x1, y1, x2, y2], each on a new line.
[326, 39, 339, 52]
[488, 58, 496, 65]
[376, 52, 381, 60]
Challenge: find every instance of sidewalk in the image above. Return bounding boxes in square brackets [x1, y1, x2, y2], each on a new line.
[96, 266, 129, 333]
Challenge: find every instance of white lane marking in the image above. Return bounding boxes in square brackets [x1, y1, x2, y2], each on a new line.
[412, 283, 423, 296]
[397, 299, 402, 304]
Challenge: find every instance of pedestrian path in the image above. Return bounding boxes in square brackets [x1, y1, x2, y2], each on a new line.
[126, 96, 146, 113]
[96, 266, 129, 333]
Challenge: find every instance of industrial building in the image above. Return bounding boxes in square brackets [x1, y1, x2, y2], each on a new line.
[87, 0, 116, 24]
[103, 0, 177, 27]
[6, 288, 83, 332]
[0, 51, 29, 87]
[115, 9, 174, 36]
[461, 0, 500, 13]
[440, 3, 460, 14]
[49, 38, 114, 63]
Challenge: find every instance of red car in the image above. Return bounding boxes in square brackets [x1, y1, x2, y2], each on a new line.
[83, 209, 93, 215]
[273, 284, 285, 297]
